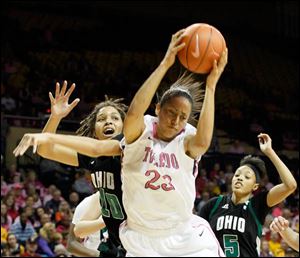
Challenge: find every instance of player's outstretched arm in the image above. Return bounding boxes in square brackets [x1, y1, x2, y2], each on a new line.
[186, 49, 228, 159]
[124, 29, 186, 144]
[37, 81, 80, 164]
[67, 223, 100, 257]
[258, 133, 297, 207]
[13, 133, 121, 166]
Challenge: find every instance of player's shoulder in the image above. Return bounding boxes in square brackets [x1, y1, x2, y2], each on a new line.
[144, 114, 157, 124]
[76, 192, 98, 210]
[208, 195, 223, 205]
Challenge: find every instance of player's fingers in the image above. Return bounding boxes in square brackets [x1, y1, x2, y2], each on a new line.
[55, 82, 60, 98]
[19, 136, 32, 155]
[60, 80, 67, 96]
[173, 29, 185, 38]
[270, 222, 280, 232]
[65, 83, 76, 98]
[174, 42, 186, 52]
[49, 92, 55, 103]
[70, 98, 80, 109]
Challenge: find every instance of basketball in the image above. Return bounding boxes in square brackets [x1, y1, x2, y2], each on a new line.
[177, 23, 226, 74]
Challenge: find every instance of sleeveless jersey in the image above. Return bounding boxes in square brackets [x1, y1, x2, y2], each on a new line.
[121, 115, 200, 234]
[77, 134, 126, 246]
[199, 191, 271, 257]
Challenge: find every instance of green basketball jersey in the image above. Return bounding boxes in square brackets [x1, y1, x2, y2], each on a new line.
[199, 191, 271, 257]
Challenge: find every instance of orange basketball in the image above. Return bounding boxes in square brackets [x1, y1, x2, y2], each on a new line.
[177, 23, 226, 74]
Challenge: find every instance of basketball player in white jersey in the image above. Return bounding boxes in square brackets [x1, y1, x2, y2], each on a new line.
[120, 28, 227, 256]
[67, 192, 105, 256]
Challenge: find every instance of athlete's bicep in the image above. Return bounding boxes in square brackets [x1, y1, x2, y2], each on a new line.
[123, 113, 145, 144]
[184, 134, 207, 159]
[267, 183, 296, 207]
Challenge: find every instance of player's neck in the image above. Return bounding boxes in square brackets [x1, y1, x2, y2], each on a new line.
[231, 192, 252, 205]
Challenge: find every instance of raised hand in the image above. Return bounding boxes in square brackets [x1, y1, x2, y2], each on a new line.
[258, 133, 273, 155]
[161, 28, 186, 68]
[206, 48, 228, 91]
[270, 216, 289, 233]
[13, 133, 50, 156]
[49, 80, 80, 119]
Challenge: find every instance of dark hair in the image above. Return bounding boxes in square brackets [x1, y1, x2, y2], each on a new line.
[239, 155, 266, 183]
[76, 95, 128, 137]
[157, 72, 204, 126]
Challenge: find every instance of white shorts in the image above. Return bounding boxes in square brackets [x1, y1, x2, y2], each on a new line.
[119, 215, 225, 257]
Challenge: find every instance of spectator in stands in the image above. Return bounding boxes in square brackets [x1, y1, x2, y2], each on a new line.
[260, 238, 273, 257]
[55, 201, 73, 224]
[43, 185, 58, 206]
[10, 183, 27, 211]
[1, 203, 12, 231]
[1, 225, 8, 245]
[262, 214, 274, 241]
[21, 235, 42, 257]
[195, 168, 208, 205]
[36, 222, 57, 257]
[68, 192, 79, 213]
[268, 231, 283, 256]
[72, 169, 94, 200]
[5, 232, 25, 256]
[1, 175, 9, 197]
[6, 164, 21, 184]
[9, 211, 36, 246]
[195, 191, 210, 216]
[36, 213, 51, 232]
[208, 162, 221, 181]
[24, 169, 46, 197]
[45, 189, 64, 219]
[224, 163, 234, 182]
[32, 207, 46, 230]
[3, 193, 19, 222]
[217, 170, 228, 193]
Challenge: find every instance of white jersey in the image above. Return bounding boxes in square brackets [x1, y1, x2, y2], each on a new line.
[72, 195, 101, 250]
[121, 115, 200, 235]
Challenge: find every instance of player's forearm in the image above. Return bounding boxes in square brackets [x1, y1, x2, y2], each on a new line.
[42, 115, 62, 133]
[38, 115, 62, 155]
[279, 227, 299, 252]
[74, 218, 105, 238]
[46, 133, 120, 157]
[127, 62, 169, 118]
[267, 150, 297, 191]
[194, 87, 215, 151]
[67, 239, 100, 257]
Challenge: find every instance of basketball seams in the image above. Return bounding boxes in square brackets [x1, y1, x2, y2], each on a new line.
[193, 26, 212, 73]
[185, 25, 200, 71]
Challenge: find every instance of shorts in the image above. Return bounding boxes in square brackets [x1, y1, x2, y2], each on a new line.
[119, 215, 225, 257]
